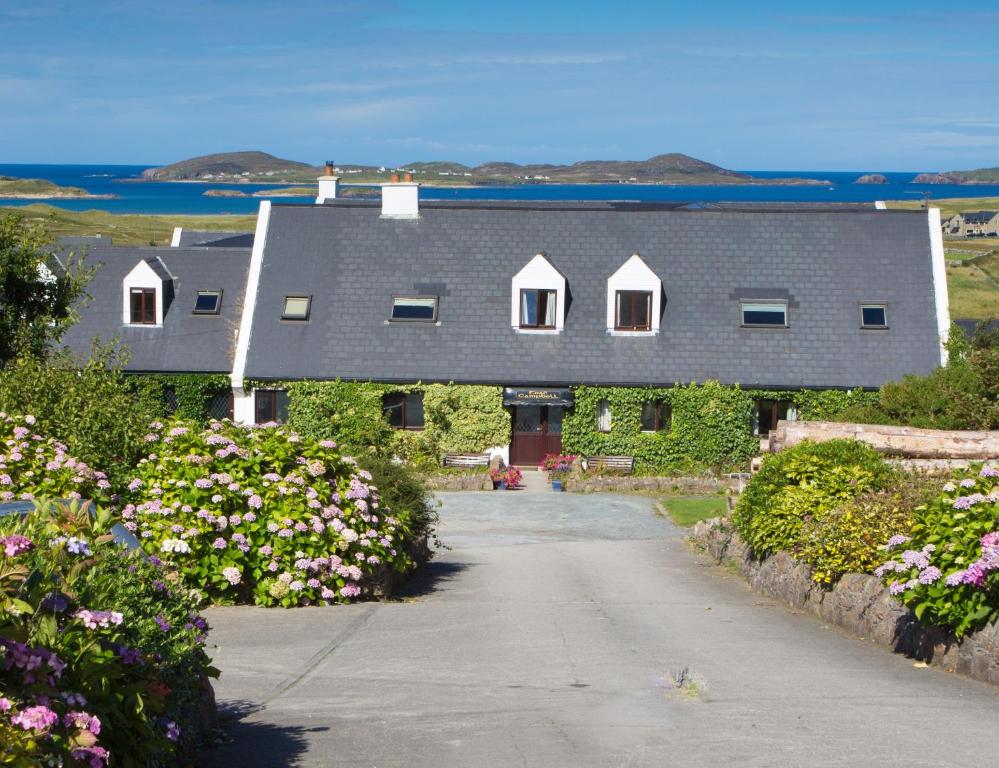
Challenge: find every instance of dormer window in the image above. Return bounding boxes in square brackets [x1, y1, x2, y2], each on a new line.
[511, 253, 566, 333]
[615, 290, 652, 331]
[130, 288, 156, 325]
[607, 254, 662, 335]
[193, 290, 222, 315]
[520, 289, 557, 329]
[122, 256, 171, 327]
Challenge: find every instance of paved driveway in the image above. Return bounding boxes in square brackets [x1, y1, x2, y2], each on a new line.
[203, 491, 998, 767]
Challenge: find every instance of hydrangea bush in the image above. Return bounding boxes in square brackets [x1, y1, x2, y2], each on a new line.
[874, 465, 999, 636]
[1, 499, 215, 767]
[122, 419, 420, 607]
[0, 412, 111, 504]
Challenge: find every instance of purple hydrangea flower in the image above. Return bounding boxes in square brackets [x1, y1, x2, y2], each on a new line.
[918, 566, 942, 585]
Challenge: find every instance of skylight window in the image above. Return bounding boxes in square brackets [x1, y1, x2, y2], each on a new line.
[193, 290, 222, 315]
[861, 304, 888, 329]
[390, 296, 438, 322]
[741, 301, 788, 327]
[282, 295, 311, 321]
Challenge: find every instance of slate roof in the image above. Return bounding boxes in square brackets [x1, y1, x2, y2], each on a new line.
[243, 201, 942, 389]
[174, 230, 253, 247]
[61, 246, 251, 373]
[964, 211, 997, 224]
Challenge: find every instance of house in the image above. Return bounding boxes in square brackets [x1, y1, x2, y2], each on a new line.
[941, 211, 999, 237]
[59, 174, 950, 465]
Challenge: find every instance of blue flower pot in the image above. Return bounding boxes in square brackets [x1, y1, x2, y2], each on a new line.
[495, 480, 507, 491]
[552, 479, 564, 492]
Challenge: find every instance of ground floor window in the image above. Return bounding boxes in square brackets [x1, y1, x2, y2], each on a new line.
[641, 400, 671, 432]
[754, 399, 795, 436]
[255, 389, 289, 424]
[596, 399, 612, 432]
[382, 391, 425, 430]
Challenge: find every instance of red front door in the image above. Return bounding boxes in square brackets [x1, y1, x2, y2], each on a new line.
[510, 405, 563, 466]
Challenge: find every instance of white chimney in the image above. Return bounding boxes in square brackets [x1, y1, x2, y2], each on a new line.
[381, 172, 420, 219]
[316, 160, 339, 204]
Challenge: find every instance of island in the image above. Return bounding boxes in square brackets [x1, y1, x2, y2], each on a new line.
[913, 167, 999, 185]
[203, 189, 248, 198]
[855, 174, 888, 184]
[142, 151, 828, 187]
[0, 176, 114, 200]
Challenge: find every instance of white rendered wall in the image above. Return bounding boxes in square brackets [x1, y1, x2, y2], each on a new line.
[229, 200, 272, 423]
[316, 176, 339, 204]
[381, 183, 420, 218]
[927, 208, 950, 365]
[170, 227, 183, 247]
[121, 260, 167, 326]
[605, 253, 663, 334]
[510, 253, 566, 332]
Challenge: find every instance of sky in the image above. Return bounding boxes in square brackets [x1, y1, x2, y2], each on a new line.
[0, 0, 997, 170]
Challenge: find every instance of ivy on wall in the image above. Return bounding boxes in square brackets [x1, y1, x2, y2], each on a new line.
[129, 374, 231, 423]
[279, 380, 510, 466]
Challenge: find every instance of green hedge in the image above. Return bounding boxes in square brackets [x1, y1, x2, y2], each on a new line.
[130, 373, 231, 422]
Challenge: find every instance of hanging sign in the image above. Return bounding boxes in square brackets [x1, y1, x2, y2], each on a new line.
[503, 387, 574, 407]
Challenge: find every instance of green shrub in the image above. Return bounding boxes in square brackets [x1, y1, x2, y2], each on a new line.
[1, 499, 216, 767]
[874, 466, 999, 636]
[0, 346, 157, 490]
[733, 440, 896, 557]
[122, 419, 429, 607]
[798, 476, 937, 584]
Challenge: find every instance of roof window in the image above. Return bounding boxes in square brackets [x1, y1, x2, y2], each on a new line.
[282, 295, 312, 321]
[391, 296, 438, 322]
[193, 290, 222, 315]
[741, 301, 787, 328]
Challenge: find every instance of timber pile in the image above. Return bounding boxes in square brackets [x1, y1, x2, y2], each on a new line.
[769, 421, 999, 460]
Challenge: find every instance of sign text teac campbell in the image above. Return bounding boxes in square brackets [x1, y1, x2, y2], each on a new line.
[502, 387, 574, 407]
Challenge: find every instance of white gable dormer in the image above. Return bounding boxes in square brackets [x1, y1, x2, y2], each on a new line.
[606, 253, 662, 335]
[511, 253, 567, 333]
[122, 257, 173, 326]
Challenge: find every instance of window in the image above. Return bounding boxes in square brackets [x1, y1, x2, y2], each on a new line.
[519, 289, 557, 329]
[615, 290, 652, 331]
[129, 288, 156, 324]
[193, 290, 222, 315]
[741, 301, 787, 327]
[861, 304, 888, 329]
[282, 296, 311, 321]
[596, 399, 612, 432]
[641, 401, 671, 432]
[390, 296, 438, 322]
[755, 399, 794, 436]
[382, 392, 425, 429]
[255, 389, 289, 424]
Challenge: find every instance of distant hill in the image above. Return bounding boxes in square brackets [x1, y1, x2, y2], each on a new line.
[142, 151, 319, 181]
[144, 151, 825, 186]
[914, 167, 999, 184]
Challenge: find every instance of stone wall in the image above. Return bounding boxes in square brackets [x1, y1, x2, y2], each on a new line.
[690, 518, 999, 686]
[771, 420, 999, 459]
[569, 474, 733, 495]
[423, 472, 493, 491]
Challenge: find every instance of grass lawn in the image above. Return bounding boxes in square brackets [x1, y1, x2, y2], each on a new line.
[887, 196, 999, 217]
[1, 203, 258, 246]
[660, 495, 727, 527]
[947, 262, 999, 319]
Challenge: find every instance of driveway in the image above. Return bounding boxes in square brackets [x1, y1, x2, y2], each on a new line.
[203, 491, 998, 767]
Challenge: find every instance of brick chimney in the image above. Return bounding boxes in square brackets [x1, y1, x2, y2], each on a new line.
[381, 172, 420, 219]
[316, 160, 339, 204]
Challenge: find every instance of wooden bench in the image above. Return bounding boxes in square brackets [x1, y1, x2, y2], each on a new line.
[585, 455, 635, 474]
[443, 452, 492, 468]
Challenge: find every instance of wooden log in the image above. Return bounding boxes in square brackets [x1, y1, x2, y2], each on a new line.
[771, 420, 999, 459]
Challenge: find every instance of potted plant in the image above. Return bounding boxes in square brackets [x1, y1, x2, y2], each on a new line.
[505, 466, 523, 490]
[489, 466, 509, 490]
[539, 454, 577, 492]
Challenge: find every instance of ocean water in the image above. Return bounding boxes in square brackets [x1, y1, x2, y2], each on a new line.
[1, 163, 998, 216]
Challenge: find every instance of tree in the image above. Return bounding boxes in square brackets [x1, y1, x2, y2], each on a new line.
[0, 211, 93, 365]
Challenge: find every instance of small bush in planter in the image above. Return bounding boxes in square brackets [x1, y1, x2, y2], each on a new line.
[733, 440, 897, 557]
[874, 465, 999, 636]
[1, 499, 216, 767]
[122, 419, 425, 607]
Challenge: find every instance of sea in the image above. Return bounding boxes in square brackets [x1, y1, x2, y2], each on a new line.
[2, 164, 999, 216]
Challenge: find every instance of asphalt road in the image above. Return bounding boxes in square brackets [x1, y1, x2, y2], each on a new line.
[203, 491, 998, 767]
